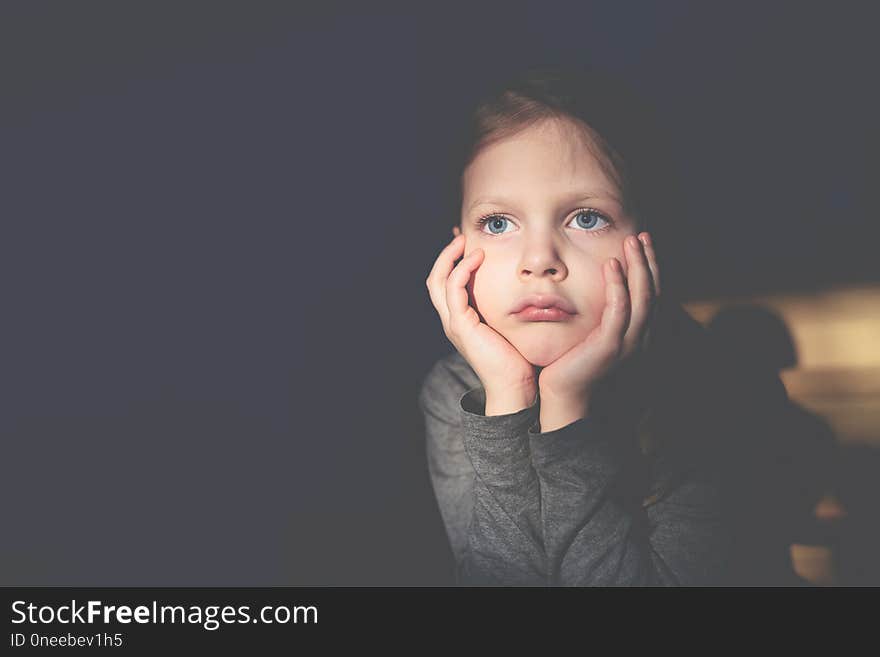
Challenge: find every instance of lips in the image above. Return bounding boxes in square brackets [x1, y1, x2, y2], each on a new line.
[509, 293, 577, 317]
[512, 306, 575, 321]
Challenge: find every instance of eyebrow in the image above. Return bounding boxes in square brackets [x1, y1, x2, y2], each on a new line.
[467, 190, 622, 213]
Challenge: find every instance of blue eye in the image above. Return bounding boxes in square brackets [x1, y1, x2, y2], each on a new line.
[569, 208, 610, 231]
[476, 214, 513, 235]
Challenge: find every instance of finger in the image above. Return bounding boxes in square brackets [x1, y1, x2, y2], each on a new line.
[639, 232, 661, 297]
[638, 232, 661, 353]
[452, 225, 461, 237]
[598, 257, 631, 356]
[426, 234, 465, 326]
[426, 234, 464, 285]
[622, 234, 654, 355]
[445, 247, 484, 325]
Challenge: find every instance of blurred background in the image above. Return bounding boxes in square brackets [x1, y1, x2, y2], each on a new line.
[1, 1, 877, 585]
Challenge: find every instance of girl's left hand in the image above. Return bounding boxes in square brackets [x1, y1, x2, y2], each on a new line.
[537, 232, 661, 406]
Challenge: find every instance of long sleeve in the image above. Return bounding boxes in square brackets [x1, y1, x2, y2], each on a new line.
[419, 357, 546, 586]
[527, 414, 731, 586]
[456, 385, 546, 586]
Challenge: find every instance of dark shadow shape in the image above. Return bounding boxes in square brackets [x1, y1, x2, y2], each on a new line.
[706, 304, 842, 585]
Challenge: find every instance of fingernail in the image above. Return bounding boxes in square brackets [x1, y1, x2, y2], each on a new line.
[639, 233, 651, 247]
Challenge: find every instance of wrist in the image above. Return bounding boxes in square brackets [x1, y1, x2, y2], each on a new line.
[484, 383, 538, 417]
[538, 390, 591, 433]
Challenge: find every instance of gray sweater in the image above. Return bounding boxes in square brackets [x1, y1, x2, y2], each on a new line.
[416, 299, 774, 586]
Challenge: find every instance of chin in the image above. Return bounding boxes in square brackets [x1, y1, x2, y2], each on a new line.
[517, 344, 568, 367]
[506, 327, 582, 368]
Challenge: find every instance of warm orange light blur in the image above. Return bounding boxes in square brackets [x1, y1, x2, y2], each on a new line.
[684, 283, 880, 447]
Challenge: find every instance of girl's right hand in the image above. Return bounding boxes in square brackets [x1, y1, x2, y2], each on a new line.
[425, 232, 538, 412]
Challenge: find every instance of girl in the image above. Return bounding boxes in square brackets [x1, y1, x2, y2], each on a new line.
[419, 64, 802, 586]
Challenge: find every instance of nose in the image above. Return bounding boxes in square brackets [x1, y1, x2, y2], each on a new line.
[517, 237, 568, 281]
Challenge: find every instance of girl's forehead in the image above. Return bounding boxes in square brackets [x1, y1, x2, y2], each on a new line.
[463, 121, 618, 198]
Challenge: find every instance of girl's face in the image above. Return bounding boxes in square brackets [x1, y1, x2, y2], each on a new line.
[460, 116, 641, 367]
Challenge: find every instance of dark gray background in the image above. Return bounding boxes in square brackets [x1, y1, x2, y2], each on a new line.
[2, 1, 876, 585]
